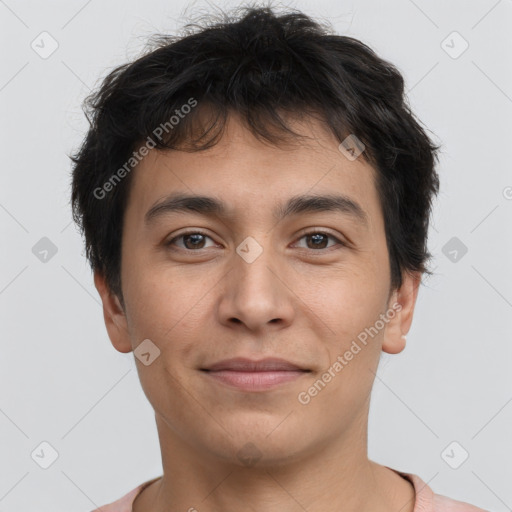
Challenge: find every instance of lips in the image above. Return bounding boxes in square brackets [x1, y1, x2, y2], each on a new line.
[201, 357, 311, 393]
[200, 357, 310, 392]
[201, 357, 309, 372]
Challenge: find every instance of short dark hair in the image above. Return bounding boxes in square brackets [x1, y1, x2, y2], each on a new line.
[70, 4, 441, 303]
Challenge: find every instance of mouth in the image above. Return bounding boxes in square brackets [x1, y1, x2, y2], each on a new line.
[200, 357, 311, 392]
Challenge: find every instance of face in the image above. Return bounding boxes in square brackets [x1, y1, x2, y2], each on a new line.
[95, 112, 420, 467]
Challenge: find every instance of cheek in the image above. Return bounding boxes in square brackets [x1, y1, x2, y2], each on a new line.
[122, 264, 218, 382]
[312, 267, 388, 382]
[123, 257, 195, 331]
[301, 260, 387, 337]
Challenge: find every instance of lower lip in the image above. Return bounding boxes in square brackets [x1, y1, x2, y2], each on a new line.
[202, 370, 308, 391]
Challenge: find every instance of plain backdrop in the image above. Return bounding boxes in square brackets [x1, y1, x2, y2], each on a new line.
[0, 0, 511, 510]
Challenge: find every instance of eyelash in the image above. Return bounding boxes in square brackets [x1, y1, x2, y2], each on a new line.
[165, 230, 346, 252]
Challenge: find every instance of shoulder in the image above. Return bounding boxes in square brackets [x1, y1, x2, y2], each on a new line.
[389, 468, 489, 512]
[90, 477, 161, 512]
[433, 492, 490, 512]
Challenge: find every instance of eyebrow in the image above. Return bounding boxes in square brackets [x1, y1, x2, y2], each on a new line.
[144, 192, 369, 228]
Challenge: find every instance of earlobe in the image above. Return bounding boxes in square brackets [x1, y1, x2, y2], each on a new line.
[382, 271, 421, 355]
[93, 271, 133, 354]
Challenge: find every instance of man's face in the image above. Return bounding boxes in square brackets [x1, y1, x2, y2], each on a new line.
[97, 113, 415, 465]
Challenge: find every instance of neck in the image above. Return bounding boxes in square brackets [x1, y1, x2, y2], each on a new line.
[132, 413, 415, 512]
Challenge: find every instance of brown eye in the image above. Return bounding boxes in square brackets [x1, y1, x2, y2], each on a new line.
[166, 231, 216, 250]
[294, 231, 345, 251]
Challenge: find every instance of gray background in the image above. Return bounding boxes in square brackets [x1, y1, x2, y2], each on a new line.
[0, 0, 511, 510]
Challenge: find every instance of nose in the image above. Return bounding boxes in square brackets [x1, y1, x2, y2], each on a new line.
[216, 241, 295, 332]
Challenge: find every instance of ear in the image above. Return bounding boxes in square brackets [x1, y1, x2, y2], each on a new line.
[94, 271, 133, 353]
[382, 271, 422, 355]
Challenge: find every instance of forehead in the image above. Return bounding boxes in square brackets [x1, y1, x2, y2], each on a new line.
[124, 114, 382, 232]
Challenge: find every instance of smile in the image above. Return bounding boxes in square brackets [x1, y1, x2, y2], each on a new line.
[201, 369, 310, 392]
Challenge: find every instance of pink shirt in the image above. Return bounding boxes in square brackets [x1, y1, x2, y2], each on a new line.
[91, 469, 488, 511]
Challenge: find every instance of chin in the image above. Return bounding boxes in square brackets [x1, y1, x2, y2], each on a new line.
[205, 424, 312, 468]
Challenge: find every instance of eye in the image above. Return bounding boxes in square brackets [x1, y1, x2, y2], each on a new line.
[166, 231, 217, 251]
[165, 229, 346, 252]
[293, 231, 345, 251]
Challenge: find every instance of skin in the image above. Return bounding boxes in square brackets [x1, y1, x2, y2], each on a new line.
[95, 112, 421, 512]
